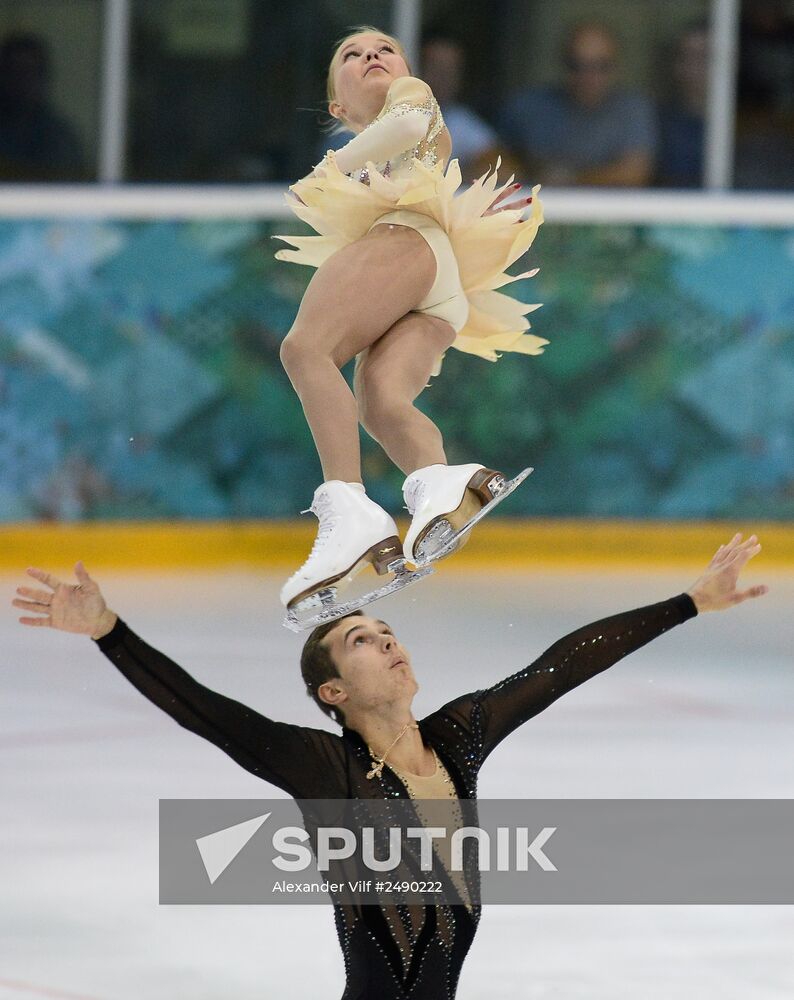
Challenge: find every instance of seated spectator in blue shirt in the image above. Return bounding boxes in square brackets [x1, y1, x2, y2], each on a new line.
[420, 34, 505, 180]
[0, 34, 86, 180]
[657, 22, 709, 188]
[499, 22, 658, 187]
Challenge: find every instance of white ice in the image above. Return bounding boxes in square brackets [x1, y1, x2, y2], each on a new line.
[1, 565, 793, 1000]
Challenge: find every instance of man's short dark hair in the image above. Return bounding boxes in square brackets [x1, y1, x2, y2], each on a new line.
[300, 612, 363, 726]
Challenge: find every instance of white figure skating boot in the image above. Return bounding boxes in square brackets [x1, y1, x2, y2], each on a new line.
[280, 482, 435, 632]
[402, 463, 533, 566]
[281, 482, 401, 609]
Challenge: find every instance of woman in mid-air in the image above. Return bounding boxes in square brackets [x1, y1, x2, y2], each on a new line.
[275, 26, 546, 615]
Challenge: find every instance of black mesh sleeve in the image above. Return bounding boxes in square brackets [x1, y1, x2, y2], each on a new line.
[95, 618, 342, 798]
[439, 594, 698, 762]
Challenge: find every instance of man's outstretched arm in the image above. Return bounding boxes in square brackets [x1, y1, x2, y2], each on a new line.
[12, 562, 336, 798]
[447, 534, 768, 760]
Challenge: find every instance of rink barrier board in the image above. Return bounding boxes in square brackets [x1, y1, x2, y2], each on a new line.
[0, 520, 791, 570]
[1, 196, 792, 525]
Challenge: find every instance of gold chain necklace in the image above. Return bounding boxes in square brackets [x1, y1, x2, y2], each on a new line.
[366, 721, 419, 780]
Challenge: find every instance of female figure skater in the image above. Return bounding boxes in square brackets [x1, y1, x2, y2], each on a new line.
[275, 27, 546, 613]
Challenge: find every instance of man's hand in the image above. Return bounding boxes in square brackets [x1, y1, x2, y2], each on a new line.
[12, 561, 117, 639]
[687, 534, 768, 613]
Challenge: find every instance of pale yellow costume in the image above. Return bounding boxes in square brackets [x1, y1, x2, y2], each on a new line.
[274, 76, 548, 374]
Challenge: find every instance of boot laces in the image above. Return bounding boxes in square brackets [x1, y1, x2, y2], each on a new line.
[308, 492, 338, 548]
[289, 491, 339, 579]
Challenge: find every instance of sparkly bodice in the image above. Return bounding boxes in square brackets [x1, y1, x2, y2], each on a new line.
[319, 76, 448, 187]
[96, 593, 697, 999]
[388, 747, 457, 798]
[354, 91, 447, 186]
[389, 749, 473, 913]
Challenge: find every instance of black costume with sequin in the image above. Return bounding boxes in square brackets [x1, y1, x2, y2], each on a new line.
[95, 593, 697, 998]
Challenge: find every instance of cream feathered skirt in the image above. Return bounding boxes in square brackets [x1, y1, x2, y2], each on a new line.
[274, 152, 548, 376]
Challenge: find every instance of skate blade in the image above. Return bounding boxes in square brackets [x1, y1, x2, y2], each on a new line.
[412, 467, 533, 567]
[282, 559, 434, 632]
[410, 467, 503, 564]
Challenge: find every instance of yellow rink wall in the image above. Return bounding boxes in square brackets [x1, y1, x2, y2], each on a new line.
[1, 520, 792, 572]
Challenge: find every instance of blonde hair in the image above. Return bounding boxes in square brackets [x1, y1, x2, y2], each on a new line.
[326, 25, 412, 105]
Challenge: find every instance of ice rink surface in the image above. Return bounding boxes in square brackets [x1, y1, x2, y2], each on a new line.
[2, 564, 793, 1000]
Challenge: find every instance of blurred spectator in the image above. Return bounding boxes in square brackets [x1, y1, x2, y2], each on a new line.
[739, 0, 794, 113]
[657, 22, 709, 188]
[735, 0, 794, 189]
[420, 34, 504, 179]
[499, 22, 658, 186]
[0, 34, 86, 181]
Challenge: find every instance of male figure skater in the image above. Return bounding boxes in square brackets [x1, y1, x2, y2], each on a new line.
[12, 533, 766, 998]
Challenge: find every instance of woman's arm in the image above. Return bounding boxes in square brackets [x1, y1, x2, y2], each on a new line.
[440, 534, 766, 760]
[322, 76, 435, 175]
[12, 563, 338, 798]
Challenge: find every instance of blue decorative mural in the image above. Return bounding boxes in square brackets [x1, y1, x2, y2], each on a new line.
[0, 216, 792, 521]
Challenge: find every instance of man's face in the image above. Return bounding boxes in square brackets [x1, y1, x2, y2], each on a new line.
[565, 27, 618, 109]
[320, 615, 417, 719]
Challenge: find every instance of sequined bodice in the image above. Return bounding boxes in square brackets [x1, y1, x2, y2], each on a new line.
[389, 749, 473, 913]
[353, 93, 447, 186]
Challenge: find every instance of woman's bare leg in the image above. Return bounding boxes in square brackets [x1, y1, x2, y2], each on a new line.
[279, 225, 437, 484]
[355, 312, 457, 474]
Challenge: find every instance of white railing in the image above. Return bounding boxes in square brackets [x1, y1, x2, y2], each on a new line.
[0, 184, 793, 227]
